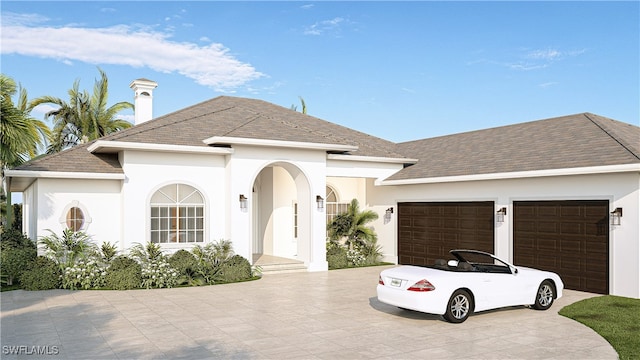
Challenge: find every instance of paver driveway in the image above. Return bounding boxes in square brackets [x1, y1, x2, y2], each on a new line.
[1, 265, 617, 359]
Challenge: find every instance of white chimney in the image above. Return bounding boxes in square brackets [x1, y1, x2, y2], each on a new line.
[129, 78, 158, 125]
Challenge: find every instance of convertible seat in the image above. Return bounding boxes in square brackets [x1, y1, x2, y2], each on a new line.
[458, 262, 475, 271]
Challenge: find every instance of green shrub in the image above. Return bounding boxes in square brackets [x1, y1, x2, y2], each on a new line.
[326, 242, 348, 269]
[105, 256, 141, 290]
[214, 255, 252, 283]
[20, 256, 61, 290]
[0, 230, 37, 286]
[169, 249, 198, 275]
[169, 250, 205, 286]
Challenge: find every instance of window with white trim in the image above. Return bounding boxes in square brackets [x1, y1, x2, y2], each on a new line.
[150, 184, 204, 243]
[66, 207, 85, 231]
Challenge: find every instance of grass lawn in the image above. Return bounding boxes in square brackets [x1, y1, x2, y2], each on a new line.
[559, 295, 640, 360]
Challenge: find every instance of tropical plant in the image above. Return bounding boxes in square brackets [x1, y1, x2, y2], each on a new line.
[29, 68, 133, 154]
[192, 239, 234, 265]
[191, 240, 235, 283]
[327, 198, 379, 250]
[39, 228, 98, 268]
[20, 256, 61, 290]
[129, 242, 164, 263]
[0, 74, 50, 170]
[99, 241, 118, 263]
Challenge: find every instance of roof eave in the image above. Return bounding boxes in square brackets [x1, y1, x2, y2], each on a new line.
[327, 153, 417, 164]
[5, 169, 126, 192]
[88, 140, 235, 155]
[203, 136, 359, 152]
[380, 163, 640, 185]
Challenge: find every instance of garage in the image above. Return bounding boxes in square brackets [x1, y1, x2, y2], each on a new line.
[513, 200, 609, 294]
[397, 202, 494, 266]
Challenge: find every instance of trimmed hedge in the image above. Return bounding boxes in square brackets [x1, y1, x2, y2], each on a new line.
[20, 256, 61, 290]
[104, 256, 141, 290]
[215, 255, 252, 283]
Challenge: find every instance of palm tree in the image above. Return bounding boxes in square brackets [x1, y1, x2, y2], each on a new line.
[290, 96, 307, 114]
[29, 68, 133, 153]
[327, 198, 379, 249]
[0, 74, 50, 170]
[1, 74, 50, 227]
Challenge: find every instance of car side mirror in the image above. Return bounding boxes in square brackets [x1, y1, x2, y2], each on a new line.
[511, 267, 518, 274]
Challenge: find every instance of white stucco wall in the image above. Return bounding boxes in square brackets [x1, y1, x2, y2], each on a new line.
[362, 171, 640, 298]
[119, 150, 227, 253]
[29, 178, 122, 249]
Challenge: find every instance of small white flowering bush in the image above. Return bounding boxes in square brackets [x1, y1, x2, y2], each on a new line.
[62, 259, 107, 290]
[140, 258, 179, 289]
[346, 248, 366, 267]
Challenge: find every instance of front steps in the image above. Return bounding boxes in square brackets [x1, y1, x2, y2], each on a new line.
[253, 254, 307, 274]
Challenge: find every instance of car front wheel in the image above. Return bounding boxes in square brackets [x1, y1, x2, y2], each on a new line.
[443, 289, 473, 323]
[533, 280, 555, 310]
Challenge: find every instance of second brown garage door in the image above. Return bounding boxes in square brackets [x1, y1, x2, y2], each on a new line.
[513, 200, 609, 294]
[398, 202, 494, 266]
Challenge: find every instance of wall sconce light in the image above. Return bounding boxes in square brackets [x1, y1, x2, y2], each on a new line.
[239, 194, 248, 211]
[610, 207, 622, 226]
[496, 207, 507, 223]
[316, 195, 324, 211]
[384, 207, 394, 224]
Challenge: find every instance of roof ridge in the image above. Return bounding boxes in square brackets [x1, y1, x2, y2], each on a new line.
[105, 103, 236, 143]
[584, 113, 640, 161]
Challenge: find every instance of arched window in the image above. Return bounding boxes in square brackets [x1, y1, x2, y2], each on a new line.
[66, 207, 85, 231]
[150, 184, 204, 243]
[326, 185, 348, 224]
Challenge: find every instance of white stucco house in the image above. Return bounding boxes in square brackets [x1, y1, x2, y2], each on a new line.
[5, 79, 640, 298]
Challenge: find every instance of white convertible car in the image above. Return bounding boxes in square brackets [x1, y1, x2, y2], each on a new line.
[377, 250, 564, 323]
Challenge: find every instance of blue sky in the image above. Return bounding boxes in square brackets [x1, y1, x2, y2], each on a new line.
[1, 1, 638, 143]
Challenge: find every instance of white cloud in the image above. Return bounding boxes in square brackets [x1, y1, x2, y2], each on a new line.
[1, 12, 264, 91]
[502, 47, 587, 71]
[539, 81, 559, 88]
[304, 17, 347, 36]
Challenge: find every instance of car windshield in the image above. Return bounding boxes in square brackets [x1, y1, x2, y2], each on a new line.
[453, 251, 512, 273]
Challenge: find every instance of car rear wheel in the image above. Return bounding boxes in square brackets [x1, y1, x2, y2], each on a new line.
[443, 289, 473, 323]
[533, 280, 555, 310]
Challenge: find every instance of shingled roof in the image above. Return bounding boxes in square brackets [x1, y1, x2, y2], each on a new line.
[11, 99, 639, 182]
[387, 113, 640, 182]
[13, 96, 407, 173]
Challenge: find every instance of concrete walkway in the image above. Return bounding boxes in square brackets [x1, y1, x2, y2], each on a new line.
[1, 266, 617, 359]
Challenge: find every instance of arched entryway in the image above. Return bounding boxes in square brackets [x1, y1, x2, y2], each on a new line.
[251, 162, 311, 268]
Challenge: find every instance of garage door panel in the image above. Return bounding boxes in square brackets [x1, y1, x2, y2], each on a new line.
[537, 221, 559, 234]
[561, 239, 582, 253]
[560, 223, 583, 235]
[398, 202, 494, 265]
[560, 206, 582, 217]
[514, 200, 608, 294]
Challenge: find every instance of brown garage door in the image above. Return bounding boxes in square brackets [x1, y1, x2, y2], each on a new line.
[398, 202, 494, 266]
[514, 200, 609, 294]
